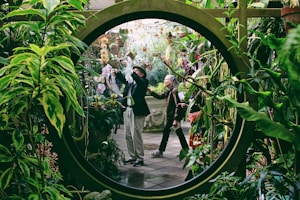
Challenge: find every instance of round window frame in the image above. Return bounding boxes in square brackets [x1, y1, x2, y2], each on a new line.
[53, 1, 254, 199]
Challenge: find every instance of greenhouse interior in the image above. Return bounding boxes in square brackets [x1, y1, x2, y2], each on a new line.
[0, 0, 300, 199]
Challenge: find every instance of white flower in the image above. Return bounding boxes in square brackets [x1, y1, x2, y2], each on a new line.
[282, 0, 300, 7]
[290, 0, 300, 7]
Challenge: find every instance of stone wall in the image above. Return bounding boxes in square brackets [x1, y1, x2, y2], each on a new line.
[143, 96, 166, 132]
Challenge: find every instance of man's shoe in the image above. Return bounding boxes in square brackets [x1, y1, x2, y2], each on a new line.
[151, 150, 163, 158]
[124, 158, 136, 164]
[133, 160, 144, 167]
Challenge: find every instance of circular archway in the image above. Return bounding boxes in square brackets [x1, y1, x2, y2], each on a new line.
[54, 0, 254, 199]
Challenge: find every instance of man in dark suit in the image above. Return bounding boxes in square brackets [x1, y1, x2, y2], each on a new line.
[115, 66, 150, 167]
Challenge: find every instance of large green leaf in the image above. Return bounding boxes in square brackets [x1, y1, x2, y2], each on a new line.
[0, 87, 30, 107]
[43, 185, 60, 199]
[28, 194, 39, 200]
[68, 0, 87, 10]
[0, 114, 9, 130]
[41, 44, 71, 56]
[0, 167, 14, 190]
[0, 74, 15, 91]
[50, 56, 77, 75]
[278, 27, 300, 111]
[41, 82, 63, 98]
[25, 156, 39, 166]
[0, 21, 40, 35]
[286, 69, 300, 110]
[10, 100, 28, 117]
[221, 97, 300, 151]
[0, 144, 13, 162]
[18, 159, 30, 177]
[0, 65, 9, 76]
[13, 131, 24, 151]
[0, 66, 25, 90]
[56, 75, 84, 116]
[14, 75, 35, 87]
[263, 68, 287, 93]
[2, 9, 46, 21]
[42, 0, 60, 13]
[28, 44, 42, 56]
[41, 94, 65, 137]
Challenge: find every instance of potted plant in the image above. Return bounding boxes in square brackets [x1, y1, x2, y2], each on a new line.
[84, 94, 121, 152]
[71, 94, 124, 180]
[88, 138, 125, 181]
[281, 0, 300, 32]
[144, 83, 167, 132]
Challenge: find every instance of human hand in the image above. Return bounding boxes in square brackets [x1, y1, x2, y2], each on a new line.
[172, 120, 178, 127]
[172, 120, 181, 131]
[111, 68, 117, 74]
[177, 102, 188, 108]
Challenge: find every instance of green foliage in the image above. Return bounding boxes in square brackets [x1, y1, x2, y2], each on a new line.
[0, 0, 87, 136]
[0, 131, 72, 199]
[222, 97, 300, 150]
[184, 165, 299, 200]
[183, 7, 300, 199]
[0, 0, 88, 199]
[149, 82, 167, 94]
[220, 24, 300, 151]
[185, 0, 225, 8]
[192, 10, 300, 200]
[88, 138, 125, 181]
[87, 95, 121, 137]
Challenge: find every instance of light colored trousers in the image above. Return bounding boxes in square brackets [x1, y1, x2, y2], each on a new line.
[124, 107, 145, 161]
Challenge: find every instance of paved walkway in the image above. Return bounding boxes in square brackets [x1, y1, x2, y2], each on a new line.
[111, 121, 191, 189]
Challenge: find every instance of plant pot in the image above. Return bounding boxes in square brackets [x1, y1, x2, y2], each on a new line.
[281, 6, 300, 33]
[143, 96, 166, 132]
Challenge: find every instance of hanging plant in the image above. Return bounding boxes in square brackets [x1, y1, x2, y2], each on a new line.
[99, 35, 110, 63]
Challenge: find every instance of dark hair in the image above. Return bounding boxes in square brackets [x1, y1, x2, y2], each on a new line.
[133, 66, 147, 78]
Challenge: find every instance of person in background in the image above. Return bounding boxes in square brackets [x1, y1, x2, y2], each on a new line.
[148, 74, 189, 158]
[104, 60, 122, 97]
[100, 62, 113, 97]
[115, 66, 150, 167]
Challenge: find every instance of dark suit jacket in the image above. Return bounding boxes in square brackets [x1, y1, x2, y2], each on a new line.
[150, 86, 183, 121]
[116, 71, 150, 116]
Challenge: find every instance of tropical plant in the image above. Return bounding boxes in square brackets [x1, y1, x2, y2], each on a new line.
[212, 10, 300, 200]
[181, 6, 300, 199]
[0, 128, 73, 199]
[184, 163, 299, 199]
[222, 24, 300, 152]
[73, 94, 122, 152]
[148, 82, 167, 94]
[87, 95, 121, 136]
[88, 138, 125, 181]
[169, 32, 237, 176]
[184, 145, 299, 199]
[185, 0, 226, 8]
[0, 0, 88, 198]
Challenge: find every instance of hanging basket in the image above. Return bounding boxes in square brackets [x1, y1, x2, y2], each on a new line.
[281, 6, 300, 33]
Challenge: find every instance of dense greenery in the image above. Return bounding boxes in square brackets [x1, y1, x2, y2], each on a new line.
[0, 0, 88, 199]
[0, 0, 299, 199]
[181, 8, 300, 200]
